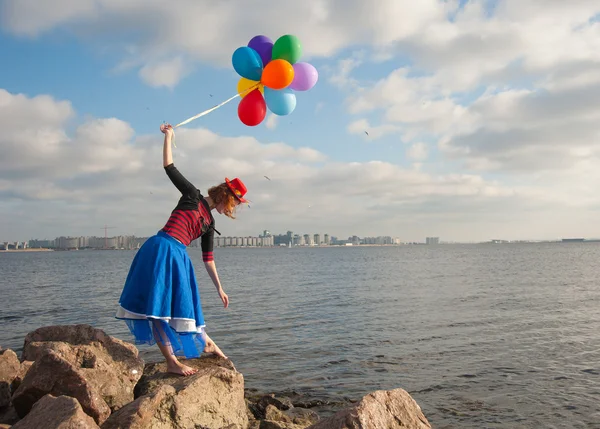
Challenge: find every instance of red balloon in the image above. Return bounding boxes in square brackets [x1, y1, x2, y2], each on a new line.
[238, 88, 266, 126]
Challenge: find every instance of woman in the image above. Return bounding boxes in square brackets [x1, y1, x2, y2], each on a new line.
[116, 123, 249, 376]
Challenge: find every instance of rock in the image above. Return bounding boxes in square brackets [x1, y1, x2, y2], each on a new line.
[102, 357, 248, 429]
[249, 394, 295, 420]
[0, 349, 20, 408]
[21, 324, 143, 412]
[245, 390, 321, 428]
[0, 405, 19, 425]
[262, 405, 319, 428]
[10, 362, 33, 393]
[246, 400, 261, 428]
[133, 354, 236, 397]
[284, 408, 320, 427]
[100, 385, 175, 429]
[307, 388, 431, 429]
[11, 351, 111, 425]
[260, 421, 305, 429]
[262, 395, 293, 411]
[265, 404, 293, 423]
[247, 420, 261, 429]
[11, 394, 99, 429]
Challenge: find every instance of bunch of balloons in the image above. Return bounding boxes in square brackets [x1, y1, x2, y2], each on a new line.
[232, 34, 319, 126]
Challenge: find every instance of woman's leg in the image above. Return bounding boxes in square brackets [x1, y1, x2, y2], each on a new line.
[203, 333, 228, 359]
[152, 320, 198, 376]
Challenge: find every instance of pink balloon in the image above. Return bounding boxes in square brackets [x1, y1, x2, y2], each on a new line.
[290, 62, 318, 91]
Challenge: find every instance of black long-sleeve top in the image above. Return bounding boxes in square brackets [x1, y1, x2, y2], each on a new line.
[161, 163, 216, 261]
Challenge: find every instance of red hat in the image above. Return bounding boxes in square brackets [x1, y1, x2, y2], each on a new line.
[225, 177, 249, 203]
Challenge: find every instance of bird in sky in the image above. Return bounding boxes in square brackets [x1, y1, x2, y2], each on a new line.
[364, 131, 369, 136]
[264, 175, 271, 181]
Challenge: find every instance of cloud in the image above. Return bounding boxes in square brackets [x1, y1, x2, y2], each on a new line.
[347, 119, 399, 140]
[333, 3, 600, 173]
[0, 0, 97, 37]
[265, 114, 278, 130]
[346, 68, 473, 142]
[407, 142, 428, 161]
[138, 56, 191, 88]
[328, 52, 364, 89]
[0, 0, 446, 87]
[1, 87, 563, 243]
[438, 77, 600, 172]
[2, 0, 599, 91]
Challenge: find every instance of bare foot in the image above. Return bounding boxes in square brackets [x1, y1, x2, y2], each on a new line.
[166, 359, 198, 376]
[204, 337, 228, 359]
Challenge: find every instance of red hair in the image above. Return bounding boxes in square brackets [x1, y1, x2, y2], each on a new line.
[208, 183, 238, 219]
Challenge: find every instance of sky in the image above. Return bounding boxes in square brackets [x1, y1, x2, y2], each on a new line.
[1, 0, 600, 243]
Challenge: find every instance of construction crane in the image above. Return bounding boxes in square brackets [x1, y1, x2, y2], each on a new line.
[100, 225, 116, 249]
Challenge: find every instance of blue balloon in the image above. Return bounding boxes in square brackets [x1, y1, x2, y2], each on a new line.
[232, 47, 263, 81]
[264, 87, 296, 116]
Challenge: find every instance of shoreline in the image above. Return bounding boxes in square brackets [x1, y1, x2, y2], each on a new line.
[0, 248, 54, 252]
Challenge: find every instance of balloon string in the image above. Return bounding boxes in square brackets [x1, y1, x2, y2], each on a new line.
[173, 83, 260, 128]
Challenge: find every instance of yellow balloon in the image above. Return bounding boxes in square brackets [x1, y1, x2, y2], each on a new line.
[237, 78, 263, 98]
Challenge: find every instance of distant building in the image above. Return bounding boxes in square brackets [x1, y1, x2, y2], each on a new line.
[212, 234, 273, 247]
[29, 239, 54, 248]
[426, 237, 440, 245]
[362, 236, 394, 245]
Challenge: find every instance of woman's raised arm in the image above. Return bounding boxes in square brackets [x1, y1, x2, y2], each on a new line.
[161, 124, 174, 167]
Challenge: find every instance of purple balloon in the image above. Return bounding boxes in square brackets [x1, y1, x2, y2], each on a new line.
[290, 62, 318, 91]
[248, 35, 274, 68]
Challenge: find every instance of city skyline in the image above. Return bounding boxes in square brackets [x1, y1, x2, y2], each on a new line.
[6, 228, 599, 251]
[6, 225, 598, 248]
[3, 230, 405, 249]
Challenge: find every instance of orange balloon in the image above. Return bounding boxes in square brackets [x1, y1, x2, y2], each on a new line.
[261, 59, 294, 90]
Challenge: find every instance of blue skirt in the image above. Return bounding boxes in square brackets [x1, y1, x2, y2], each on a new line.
[115, 230, 206, 358]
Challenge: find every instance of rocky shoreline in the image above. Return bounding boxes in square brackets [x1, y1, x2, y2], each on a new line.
[0, 324, 431, 428]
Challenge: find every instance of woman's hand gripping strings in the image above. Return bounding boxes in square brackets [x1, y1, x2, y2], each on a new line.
[161, 123, 175, 167]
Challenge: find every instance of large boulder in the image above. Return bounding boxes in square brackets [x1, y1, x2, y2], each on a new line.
[11, 350, 111, 425]
[133, 354, 236, 398]
[11, 394, 100, 429]
[103, 356, 248, 429]
[0, 349, 20, 408]
[100, 384, 175, 429]
[20, 324, 144, 412]
[307, 388, 431, 429]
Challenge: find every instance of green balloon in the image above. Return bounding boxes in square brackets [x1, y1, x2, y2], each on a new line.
[272, 34, 303, 64]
